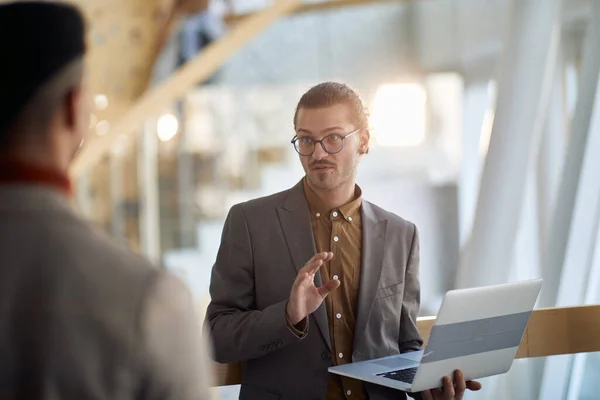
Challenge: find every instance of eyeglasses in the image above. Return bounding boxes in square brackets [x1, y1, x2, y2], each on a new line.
[291, 128, 360, 156]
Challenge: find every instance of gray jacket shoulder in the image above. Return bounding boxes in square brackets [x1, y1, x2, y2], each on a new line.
[362, 200, 418, 253]
[44, 205, 158, 279]
[35, 204, 163, 321]
[363, 200, 416, 232]
[226, 187, 293, 226]
[234, 187, 290, 213]
[47, 211, 212, 398]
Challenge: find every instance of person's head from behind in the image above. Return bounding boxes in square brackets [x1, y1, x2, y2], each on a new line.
[0, 2, 89, 173]
[292, 82, 370, 192]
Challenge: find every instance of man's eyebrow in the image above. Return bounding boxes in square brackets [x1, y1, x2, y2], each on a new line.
[322, 126, 345, 133]
[296, 126, 346, 135]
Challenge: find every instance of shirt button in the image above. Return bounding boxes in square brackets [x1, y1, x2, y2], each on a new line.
[347, 390, 352, 395]
[348, 216, 353, 222]
[332, 211, 338, 217]
[336, 313, 342, 319]
[333, 236, 339, 242]
[316, 212, 321, 218]
[333, 275, 339, 280]
[339, 353, 344, 359]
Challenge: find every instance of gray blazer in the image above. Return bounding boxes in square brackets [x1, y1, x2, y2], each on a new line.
[206, 180, 423, 400]
[0, 186, 212, 400]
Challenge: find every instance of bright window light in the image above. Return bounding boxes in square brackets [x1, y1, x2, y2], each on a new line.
[157, 113, 179, 142]
[370, 83, 427, 147]
[479, 80, 497, 157]
[479, 108, 495, 157]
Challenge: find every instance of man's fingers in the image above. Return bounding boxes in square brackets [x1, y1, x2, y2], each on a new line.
[442, 376, 455, 399]
[303, 252, 333, 274]
[454, 369, 466, 400]
[466, 380, 482, 391]
[303, 259, 323, 276]
[317, 278, 340, 297]
[422, 374, 478, 400]
[421, 390, 434, 400]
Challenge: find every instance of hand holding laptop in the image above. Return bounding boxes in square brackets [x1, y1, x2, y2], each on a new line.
[420, 369, 482, 400]
[328, 279, 543, 395]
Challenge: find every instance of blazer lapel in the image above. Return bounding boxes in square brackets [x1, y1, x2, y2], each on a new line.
[353, 201, 387, 352]
[277, 180, 332, 350]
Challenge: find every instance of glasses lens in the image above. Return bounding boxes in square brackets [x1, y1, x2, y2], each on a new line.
[322, 135, 343, 154]
[294, 137, 315, 155]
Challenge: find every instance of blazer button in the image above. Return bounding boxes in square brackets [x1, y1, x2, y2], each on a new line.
[321, 351, 332, 360]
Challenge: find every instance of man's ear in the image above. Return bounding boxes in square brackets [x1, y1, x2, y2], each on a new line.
[66, 79, 90, 139]
[359, 129, 370, 155]
[64, 87, 81, 131]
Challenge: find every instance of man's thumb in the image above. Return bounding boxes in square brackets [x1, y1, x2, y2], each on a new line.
[318, 279, 341, 297]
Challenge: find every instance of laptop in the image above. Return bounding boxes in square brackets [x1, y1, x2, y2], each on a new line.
[328, 279, 543, 393]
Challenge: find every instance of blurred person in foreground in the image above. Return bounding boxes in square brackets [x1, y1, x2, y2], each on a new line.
[205, 82, 483, 400]
[0, 2, 212, 399]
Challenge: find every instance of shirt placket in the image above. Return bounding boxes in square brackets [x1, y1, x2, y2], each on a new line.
[330, 209, 345, 368]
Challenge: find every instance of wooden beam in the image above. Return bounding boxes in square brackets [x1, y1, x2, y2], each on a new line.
[224, 0, 408, 25]
[211, 305, 600, 386]
[71, 0, 303, 177]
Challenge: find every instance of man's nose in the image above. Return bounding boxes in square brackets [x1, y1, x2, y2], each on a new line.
[312, 142, 328, 161]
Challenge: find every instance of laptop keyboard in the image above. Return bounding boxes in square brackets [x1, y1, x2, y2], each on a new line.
[376, 367, 418, 384]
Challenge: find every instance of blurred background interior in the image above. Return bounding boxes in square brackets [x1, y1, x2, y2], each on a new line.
[10, 0, 600, 398]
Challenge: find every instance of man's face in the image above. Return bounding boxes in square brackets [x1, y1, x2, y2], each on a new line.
[295, 103, 367, 191]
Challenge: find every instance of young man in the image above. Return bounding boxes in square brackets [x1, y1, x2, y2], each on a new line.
[206, 82, 482, 400]
[0, 3, 212, 398]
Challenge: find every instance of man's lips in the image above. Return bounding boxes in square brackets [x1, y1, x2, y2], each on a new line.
[311, 164, 335, 171]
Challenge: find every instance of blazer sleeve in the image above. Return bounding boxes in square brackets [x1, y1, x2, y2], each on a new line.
[139, 272, 214, 400]
[204, 204, 305, 364]
[399, 223, 424, 353]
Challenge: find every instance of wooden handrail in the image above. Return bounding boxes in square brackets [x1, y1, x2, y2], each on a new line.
[212, 305, 600, 386]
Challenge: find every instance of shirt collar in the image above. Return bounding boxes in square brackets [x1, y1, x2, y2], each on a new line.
[0, 159, 71, 196]
[339, 185, 362, 221]
[302, 177, 362, 221]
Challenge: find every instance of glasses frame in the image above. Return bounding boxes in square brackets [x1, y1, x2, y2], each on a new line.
[291, 128, 361, 156]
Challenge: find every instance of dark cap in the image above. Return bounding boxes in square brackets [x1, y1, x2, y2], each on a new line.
[0, 1, 86, 138]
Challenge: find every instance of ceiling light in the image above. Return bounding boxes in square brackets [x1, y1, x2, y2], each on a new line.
[157, 113, 179, 142]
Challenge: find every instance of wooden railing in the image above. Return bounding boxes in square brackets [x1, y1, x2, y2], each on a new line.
[212, 305, 600, 386]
